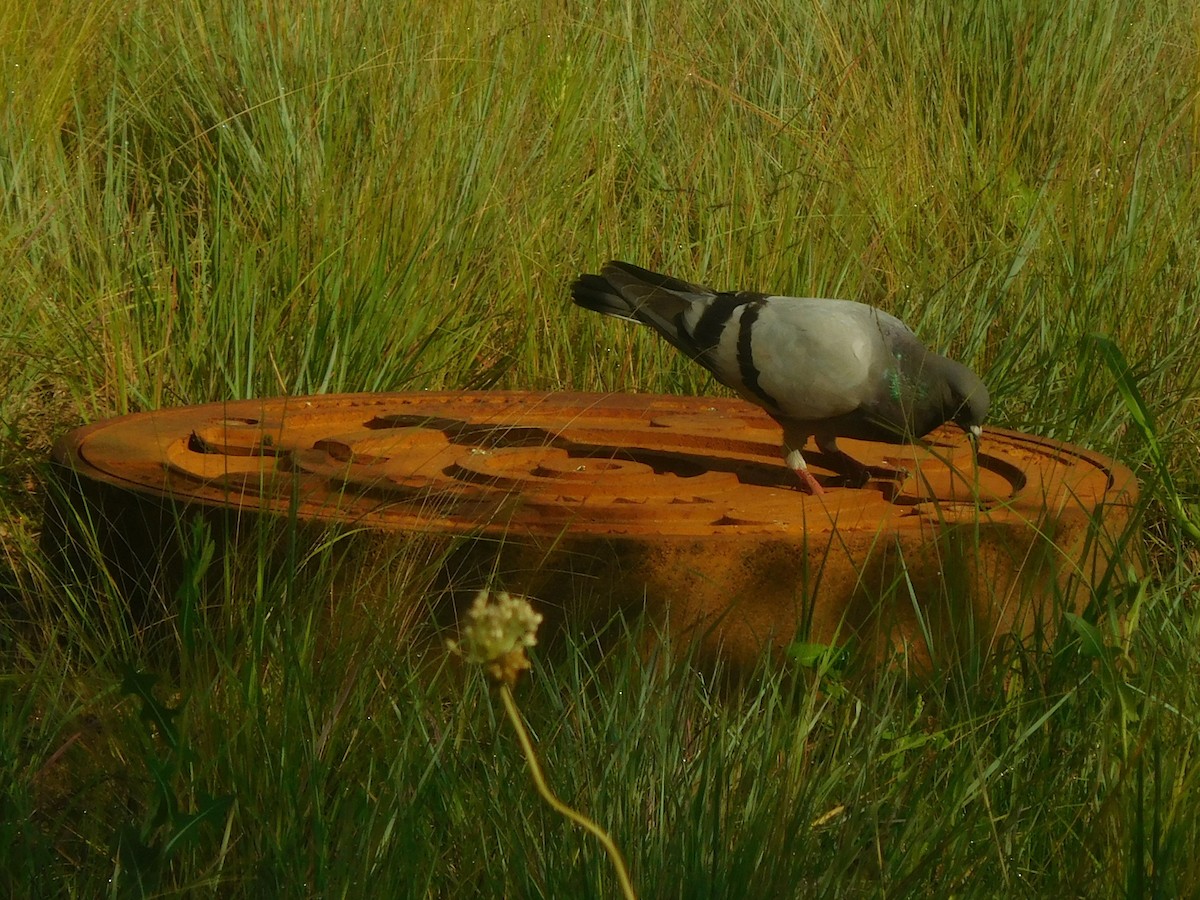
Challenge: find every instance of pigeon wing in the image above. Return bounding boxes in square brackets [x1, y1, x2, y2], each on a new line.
[740, 298, 895, 421]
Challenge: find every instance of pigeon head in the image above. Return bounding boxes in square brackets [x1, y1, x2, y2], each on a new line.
[940, 359, 989, 441]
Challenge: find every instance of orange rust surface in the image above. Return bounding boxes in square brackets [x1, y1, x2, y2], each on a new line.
[52, 391, 1140, 670]
[55, 391, 1121, 533]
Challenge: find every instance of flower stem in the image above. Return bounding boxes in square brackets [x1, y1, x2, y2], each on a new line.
[498, 683, 637, 900]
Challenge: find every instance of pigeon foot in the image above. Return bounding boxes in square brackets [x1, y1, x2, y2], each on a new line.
[785, 448, 825, 495]
[794, 467, 825, 495]
[813, 439, 910, 491]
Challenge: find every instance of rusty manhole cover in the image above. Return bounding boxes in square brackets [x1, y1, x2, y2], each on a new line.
[51, 391, 1139, 670]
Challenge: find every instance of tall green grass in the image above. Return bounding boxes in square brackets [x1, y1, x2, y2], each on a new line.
[3, 0, 1200, 895]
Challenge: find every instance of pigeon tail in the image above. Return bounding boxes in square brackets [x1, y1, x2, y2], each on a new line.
[570, 273, 636, 320]
[601, 260, 708, 297]
[570, 262, 710, 361]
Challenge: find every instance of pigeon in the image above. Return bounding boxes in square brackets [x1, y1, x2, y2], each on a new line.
[570, 260, 989, 495]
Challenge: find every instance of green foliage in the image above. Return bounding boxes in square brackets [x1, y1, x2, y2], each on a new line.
[1086, 334, 1200, 543]
[2, 0, 1200, 895]
[114, 666, 234, 895]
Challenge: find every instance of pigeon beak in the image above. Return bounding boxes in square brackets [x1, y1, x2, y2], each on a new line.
[966, 424, 982, 452]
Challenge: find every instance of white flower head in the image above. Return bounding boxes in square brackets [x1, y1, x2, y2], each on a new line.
[448, 590, 544, 685]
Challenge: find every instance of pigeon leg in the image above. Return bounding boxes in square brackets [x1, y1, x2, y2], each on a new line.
[785, 448, 825, 495]
[815, 435, 871, 488]
[816, 435, 909, 488]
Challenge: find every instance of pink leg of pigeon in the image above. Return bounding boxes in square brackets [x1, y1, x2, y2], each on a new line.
[785, 448, 825, 495]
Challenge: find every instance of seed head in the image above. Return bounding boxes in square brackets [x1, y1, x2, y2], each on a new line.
[448, 590, 543, 686]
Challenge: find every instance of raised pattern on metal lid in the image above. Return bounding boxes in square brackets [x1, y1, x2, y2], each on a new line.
[58, 391, 1130, 538]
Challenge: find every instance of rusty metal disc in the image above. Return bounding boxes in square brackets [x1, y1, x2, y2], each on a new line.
[51, 391, 1139, 670]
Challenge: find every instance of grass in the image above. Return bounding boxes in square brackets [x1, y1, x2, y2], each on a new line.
[3, 0, 1200, 895]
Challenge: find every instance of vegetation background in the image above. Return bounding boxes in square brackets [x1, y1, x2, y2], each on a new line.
[3, 0, 1199, 895]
